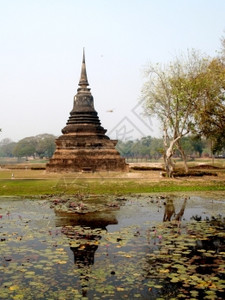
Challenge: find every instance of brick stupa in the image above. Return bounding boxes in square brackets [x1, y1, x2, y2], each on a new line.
[46, 50, 128, 172]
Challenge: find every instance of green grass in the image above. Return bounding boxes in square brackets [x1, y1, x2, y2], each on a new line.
[0, 160, 225, 197]
[0, 177, 224, 197]
[0, 179, 57, 196]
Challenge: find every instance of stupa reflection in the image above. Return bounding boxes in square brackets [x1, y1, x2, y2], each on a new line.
[56, 211, 118, 267]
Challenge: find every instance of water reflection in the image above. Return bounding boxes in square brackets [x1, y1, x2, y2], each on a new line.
[55, 211, 118, 296]
[56, 211, 118, 266]
[163, 197, 187, 221]
[55, 196, 225, 299]
[0, 196, 224, 299]
[143, 199, 225, 299]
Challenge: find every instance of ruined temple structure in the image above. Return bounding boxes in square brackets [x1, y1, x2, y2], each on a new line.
[46, 50, 128, 172]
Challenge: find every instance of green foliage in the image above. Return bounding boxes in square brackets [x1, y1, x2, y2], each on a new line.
[117, 135, 210, 160]
[213, 135, 225, 155]
[191, 136, 206, 157]
[141, 50, 210, 176]
[117, 136, 163, 159]
[0, 177, 224, 196]
[35, 135, 56, 158]
[193, 58, 225, 149]
[141, 43, 225, 175]
[0, 139, 16, 157]
[0, 134, 56, 159]
[180, 135, 206, 157]
[142, 50, 207, 138]
[13, 140, 36, 158]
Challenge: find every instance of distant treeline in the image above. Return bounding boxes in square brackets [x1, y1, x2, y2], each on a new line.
[0, 134, 56, 159]
[0, 134, 222, 160]
[116, 136, 214, 160]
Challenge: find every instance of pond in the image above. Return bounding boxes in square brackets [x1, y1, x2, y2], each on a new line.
[0, 193, 225, 299]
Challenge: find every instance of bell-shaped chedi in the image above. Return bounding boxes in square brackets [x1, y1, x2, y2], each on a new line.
[46, 50, 128, 172]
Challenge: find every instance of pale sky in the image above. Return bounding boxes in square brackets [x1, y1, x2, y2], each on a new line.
[0, 0, 225, 142]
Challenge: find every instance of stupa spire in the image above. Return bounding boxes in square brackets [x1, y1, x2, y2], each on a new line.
[78, 48, 89, 88]
[46, 50, 128, 173]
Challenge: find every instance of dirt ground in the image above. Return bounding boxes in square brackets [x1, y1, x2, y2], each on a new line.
[0, 162, 225, 183]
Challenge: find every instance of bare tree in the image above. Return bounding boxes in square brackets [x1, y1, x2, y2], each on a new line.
[141, 50, 209, 176]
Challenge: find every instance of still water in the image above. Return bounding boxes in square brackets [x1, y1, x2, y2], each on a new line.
[0, 194, 224, 299]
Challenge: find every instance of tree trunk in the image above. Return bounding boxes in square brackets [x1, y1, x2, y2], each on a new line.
[163, 199, 175, 221]
[175, 198, 187, 221]
[211, 139, 214, 165]
[176, 141, 189, 173]
[164, 141, 175, 177]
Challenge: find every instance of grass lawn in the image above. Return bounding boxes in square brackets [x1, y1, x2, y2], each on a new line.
[0, 162, 224, 196]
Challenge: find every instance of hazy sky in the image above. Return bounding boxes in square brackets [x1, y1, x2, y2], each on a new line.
[0, 0, 225, 142]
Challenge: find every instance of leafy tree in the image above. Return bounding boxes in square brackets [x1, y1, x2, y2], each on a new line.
[35, 135, 56, 158]
[117, 135, 209, 161]
[179, 137, 193, 157]
[116, 136, 163, 160]
[131, 137, 151, 159]
[149, 138, 164, 159]
[12, 134, 56, 159]
[0, 140, 16, 157]
[141, 50, 209, 176]
[194, 58, 225, 153]
[180, 136, 206, 158]
[116, 140, 134, 158]
[190, 136, 206, 157]
[0, 138, 13, 147]
[13, 139, 36, 158]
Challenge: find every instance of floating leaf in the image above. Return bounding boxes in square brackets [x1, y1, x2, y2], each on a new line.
[9, 285, 19, 291]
